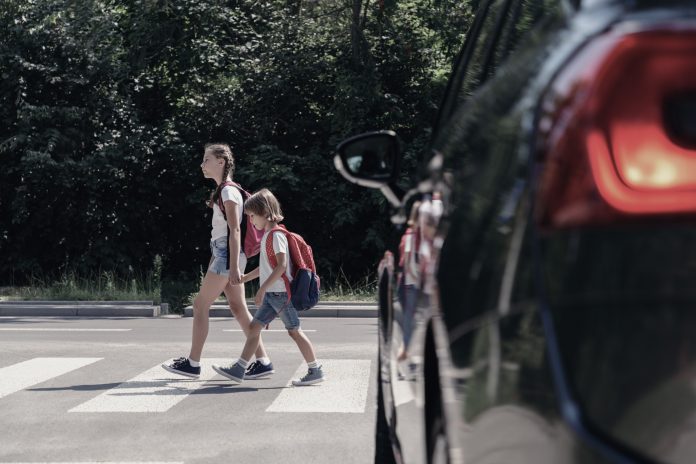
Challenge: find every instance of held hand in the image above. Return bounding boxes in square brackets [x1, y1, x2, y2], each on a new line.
[378, 250, 394, 277]
[254, 288, 266, 309]
[229, 269, 242, 286]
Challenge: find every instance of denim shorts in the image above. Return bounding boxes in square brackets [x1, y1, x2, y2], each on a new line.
[253, 292, 301, 330]
[208, 236, 247, 276]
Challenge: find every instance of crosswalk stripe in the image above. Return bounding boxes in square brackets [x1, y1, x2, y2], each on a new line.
[0, 328, 131, 332]
[69, 359, 229, 413]
[266, 359, 371, 413]
[0, 358, 102, 399]
[222, 329, 316, 332]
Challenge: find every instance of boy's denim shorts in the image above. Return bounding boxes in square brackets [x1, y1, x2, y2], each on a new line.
[209, 236, 247, 276]
[253, 292, 301, 330]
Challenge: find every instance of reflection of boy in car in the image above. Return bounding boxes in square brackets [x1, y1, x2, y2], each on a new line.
[417, 192, 443, 304]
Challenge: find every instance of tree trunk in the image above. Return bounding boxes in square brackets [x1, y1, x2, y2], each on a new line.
[350, 0, 364, 68]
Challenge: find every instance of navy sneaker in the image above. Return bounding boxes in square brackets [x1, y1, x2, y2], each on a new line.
[161, 357, 201, 378]
[245, 360, 275, 379]
[212, 362, 246, 384]
[292, 365, 325, 386]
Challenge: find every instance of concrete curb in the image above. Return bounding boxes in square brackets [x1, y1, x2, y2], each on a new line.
[0, 300, 153, 306]
[0, 300, 375, 318]
[0, 302, 160, 317]
[184, 303, 377, 318]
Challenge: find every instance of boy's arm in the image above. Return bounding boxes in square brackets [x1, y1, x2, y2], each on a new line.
[255, 248, 287, 308]
[241, 267, 259, 283]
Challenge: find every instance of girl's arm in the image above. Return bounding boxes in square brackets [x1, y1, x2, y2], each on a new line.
[241, 267, 259, 283]
[223, 199, 242, 283]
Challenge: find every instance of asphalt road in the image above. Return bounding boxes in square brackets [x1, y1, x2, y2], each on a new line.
[0, 316, 378, 464]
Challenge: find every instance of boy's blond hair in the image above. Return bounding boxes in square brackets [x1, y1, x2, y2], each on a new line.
[244, 188, 284, 222]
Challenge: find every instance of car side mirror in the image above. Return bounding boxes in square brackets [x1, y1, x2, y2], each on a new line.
[334, 130, 402, 206]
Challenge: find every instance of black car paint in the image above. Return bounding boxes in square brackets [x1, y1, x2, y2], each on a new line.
[336, 1, 696, 463]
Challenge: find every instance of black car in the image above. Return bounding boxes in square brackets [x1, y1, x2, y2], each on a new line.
[334, 1, 696, 463]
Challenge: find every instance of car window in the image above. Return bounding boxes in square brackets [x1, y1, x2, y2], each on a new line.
[436, 0, 511, 131]
[457, 0, 511, 100]
[491, 0, 558, 73]
[435, 0, 558, 138]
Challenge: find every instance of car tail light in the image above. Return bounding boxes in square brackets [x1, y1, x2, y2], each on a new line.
[536, 27, 696, 229]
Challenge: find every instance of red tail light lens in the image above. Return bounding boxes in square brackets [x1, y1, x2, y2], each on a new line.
[536, 27, 696, 228]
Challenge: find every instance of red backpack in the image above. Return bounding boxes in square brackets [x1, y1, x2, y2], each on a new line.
[216, 181, 264, 259]
[266, 225, 320, 311]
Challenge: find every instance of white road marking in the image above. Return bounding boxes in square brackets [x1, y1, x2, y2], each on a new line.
[0, 328, 131, 332]
[0, 358, 102, 399]
[222, 329, 316, 332]
[69, 359, 229, 413]
[266, 359, 371, 413]
[2, 462, 184, 464]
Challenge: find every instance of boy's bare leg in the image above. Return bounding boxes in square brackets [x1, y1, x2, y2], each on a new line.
[287, 329, 317, 363]
[240, 321, 264, 362]
[211, 321, 264, 383]
[189, 271, 228, 362]
[223, 283, 268, 360]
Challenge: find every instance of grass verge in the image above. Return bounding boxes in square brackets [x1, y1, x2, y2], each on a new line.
[0, 265, 377, 311]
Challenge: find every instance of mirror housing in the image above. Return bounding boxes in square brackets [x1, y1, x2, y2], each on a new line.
[334, 130, 402, 207]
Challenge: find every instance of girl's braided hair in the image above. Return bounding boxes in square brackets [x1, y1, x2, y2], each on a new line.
[205, 143, 236, 208]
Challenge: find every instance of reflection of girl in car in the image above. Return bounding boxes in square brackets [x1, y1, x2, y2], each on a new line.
[397, 201, 422, 363]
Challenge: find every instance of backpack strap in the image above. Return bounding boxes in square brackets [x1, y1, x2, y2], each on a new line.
[398, 227, 411, 268]
[217, 181, 249, 270]
[265, 226, 293, 301]
[224, 181, 249, 251]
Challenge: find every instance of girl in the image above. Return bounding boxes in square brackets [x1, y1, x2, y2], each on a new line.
[212, 188, 324, 386]
[397, 201, 422, 363]
[162, 143, 273, 379]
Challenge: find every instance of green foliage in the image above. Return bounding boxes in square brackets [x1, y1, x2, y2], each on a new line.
[160, 275, 198, 314]
[321, 267, 378, 302]
[0, 266, 161, 302]
[0, 0, 472, 293]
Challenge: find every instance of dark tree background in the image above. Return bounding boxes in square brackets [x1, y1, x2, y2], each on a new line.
[0, 0, 472, 298]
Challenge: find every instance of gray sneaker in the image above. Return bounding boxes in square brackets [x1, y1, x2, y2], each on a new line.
[212, 362, 246, 384]
[292, 365, 325, 386]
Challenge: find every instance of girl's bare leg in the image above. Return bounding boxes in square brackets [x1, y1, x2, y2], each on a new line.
[189, 271, 228, 362]
[224, 283, 269, 359]
[240, 321, 265, 362]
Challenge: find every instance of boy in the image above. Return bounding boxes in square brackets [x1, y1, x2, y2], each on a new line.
[212, 188, 324, 386]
